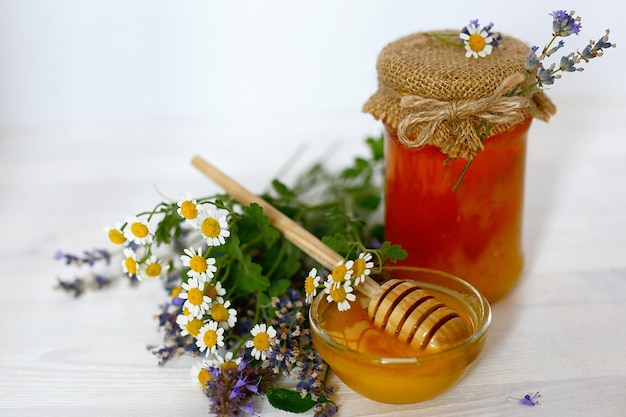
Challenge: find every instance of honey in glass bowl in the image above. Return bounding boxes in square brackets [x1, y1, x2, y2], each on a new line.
[309, 267, 491, 404]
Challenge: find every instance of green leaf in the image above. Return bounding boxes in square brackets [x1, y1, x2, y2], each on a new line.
[322, 233, 353, 255]
[220, 233, 243, 261]
[369, 223, 385, 243]
[256, 292, 272, 308]
[378, 241, 408, 263]
[351, 186, 382, 212]
[266, 387, 318, 414]
[366, 134, 385, 161]
[268, 278, 292, 298]
[238, 203, 280, 247]
[271, 179, 296, 198]
[232, 255, 270, 294]
[280, 249, 303, 277]
[153, 207, 183, 245]
[341, 156, 369, 179]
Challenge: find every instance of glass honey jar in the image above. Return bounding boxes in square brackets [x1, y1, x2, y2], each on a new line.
[363, 31, 556, 302]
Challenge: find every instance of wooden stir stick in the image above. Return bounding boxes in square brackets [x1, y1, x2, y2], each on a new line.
[192, 156, 469, 351]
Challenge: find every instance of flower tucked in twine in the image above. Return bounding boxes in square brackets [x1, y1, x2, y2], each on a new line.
[460, 20, 501, 58]
[396, 73, 529, 157]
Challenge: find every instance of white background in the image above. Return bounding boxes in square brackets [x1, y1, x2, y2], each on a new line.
[0, 0, 623, 134]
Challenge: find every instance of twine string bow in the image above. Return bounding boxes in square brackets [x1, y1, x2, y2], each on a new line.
[397, 73, 530, 159]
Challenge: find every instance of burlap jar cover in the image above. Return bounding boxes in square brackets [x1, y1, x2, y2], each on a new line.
[363, 31, 557, 160]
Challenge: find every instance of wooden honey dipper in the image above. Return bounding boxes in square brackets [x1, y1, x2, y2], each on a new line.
[192, 156, 470, 352]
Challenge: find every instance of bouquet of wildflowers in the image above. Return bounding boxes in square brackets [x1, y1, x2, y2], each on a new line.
[56, 135, 406, 416]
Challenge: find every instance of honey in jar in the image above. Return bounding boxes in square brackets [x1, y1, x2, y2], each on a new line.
[363, 32, 556, 302]
[384, 118, 530, 302]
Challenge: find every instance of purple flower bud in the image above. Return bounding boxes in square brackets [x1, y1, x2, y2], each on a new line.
[550, 10, 582, 37]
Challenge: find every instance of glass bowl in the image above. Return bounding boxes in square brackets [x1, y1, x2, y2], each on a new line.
[309, 266, 491, 404]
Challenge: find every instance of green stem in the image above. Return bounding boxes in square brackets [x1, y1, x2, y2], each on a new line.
[516, 80, 540, 96]
[427, 33, 464, 47]
[542, 35, 558, 56]
[450, 121, 492, 191]
[451, 159, 473, 192]
[229, 335, 247, 357]
[265, 241, 286, 277]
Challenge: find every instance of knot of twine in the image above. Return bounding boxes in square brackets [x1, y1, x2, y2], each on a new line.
[396, 73, 530, 158]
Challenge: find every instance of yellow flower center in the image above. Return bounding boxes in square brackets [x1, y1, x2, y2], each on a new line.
[180, 201, 198, 220]
[220, 361, 238, 371]
[108, 229, 126, 245]
[352, 258, 366, 277]
[124, 257, 137, 275]
[145, 262, 162, 277]
[201, 217, 221, 238]
[197, 368, 213, 385]
[130, 222, 149, 239]
[329, 286, 347, 303]
[304, 276, 316, 295]
[331, 264, 347, 283]
[171, 286, 182, 298]
[185, 318, 203, 336]
[204, 284, 217, 300]
[211, 303, 229, 322]
[253, 332, 271, 351]
[203, 329, 218, 348]
[468, 33, 486, 52]
[188, 287, 204, 306]
[189, 255, 207, 273]
[183, 307, 191, 316]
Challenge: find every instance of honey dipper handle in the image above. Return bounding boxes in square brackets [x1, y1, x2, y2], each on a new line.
[191, 156, 380, 299]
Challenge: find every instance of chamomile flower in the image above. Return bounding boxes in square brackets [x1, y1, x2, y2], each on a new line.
[324, 279, 356, 312]
[121, 247, 138, 278]
[212, 351, 242, 371]
[203, 280, 226, 301]
[176, 313, 205, 337]
[123, 216, 153, 245]
[103, 223, 126, 245]
[197, 207, 230, 247]
[208, 298, 237, 329]
[246, 323, 277, 361]
[196, 320, 225, 357]
[177, 192, 203, 226]
[460, 20, 499, 58]
[347, 252, 374, 286]
[181, 247, 217, 281]
[328, 260, 352, 289]
[179, 277, 211, 318]
[191, 360, 214, 389]
[138, 255, 169, 281]
[171, 286, 182, 299]
[304, 268, 321, 304]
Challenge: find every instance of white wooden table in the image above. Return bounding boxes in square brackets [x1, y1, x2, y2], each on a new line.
[1, 102, 625, 416]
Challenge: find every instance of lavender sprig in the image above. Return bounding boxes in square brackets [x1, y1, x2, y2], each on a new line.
[54, 248, 111, 267]
[55, 275, 114, 297]
[204, 360, 275, 417]
[550, 10, 582, 37]
[518, 10, 615, 92]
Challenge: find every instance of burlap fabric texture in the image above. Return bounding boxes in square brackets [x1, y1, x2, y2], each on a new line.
[363, 31, 557, 159]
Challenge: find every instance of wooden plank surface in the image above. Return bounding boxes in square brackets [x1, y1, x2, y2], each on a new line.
[1, 104, 625, 416]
